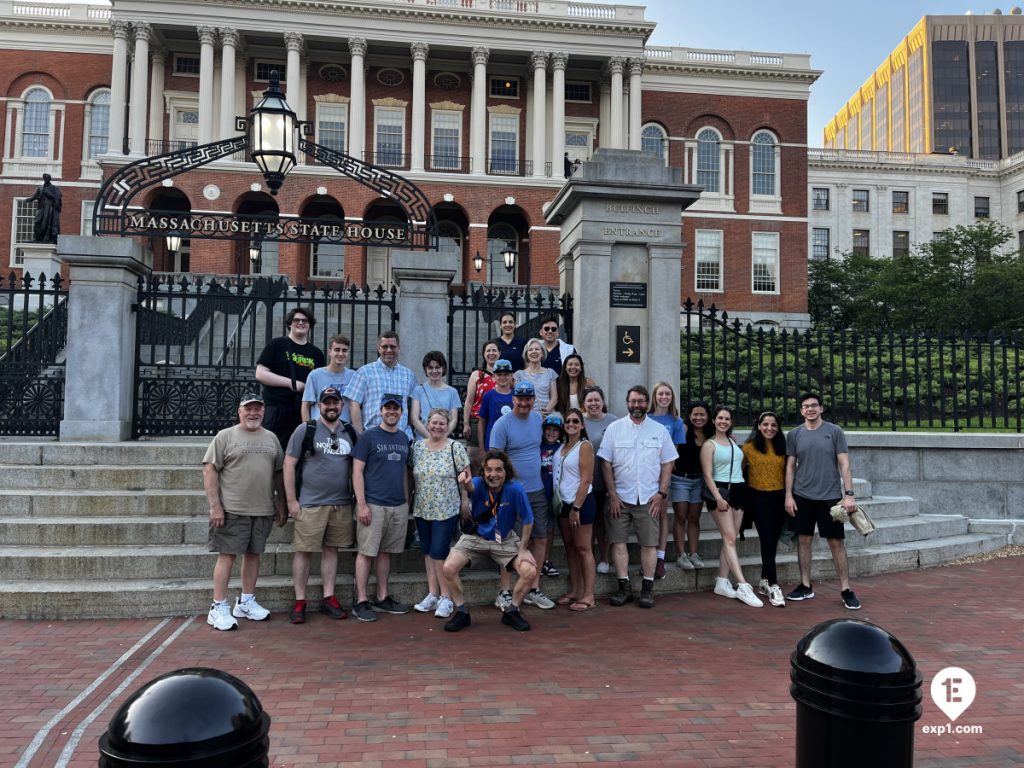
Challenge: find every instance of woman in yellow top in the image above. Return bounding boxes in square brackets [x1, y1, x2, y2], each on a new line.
[741, 411, 787, 607]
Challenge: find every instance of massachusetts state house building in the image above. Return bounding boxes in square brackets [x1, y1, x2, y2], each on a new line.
[0, 0, 820, 326]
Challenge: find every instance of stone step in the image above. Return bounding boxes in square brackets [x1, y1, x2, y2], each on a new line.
[0, 441, 208, 466]
[0, 532, 1007, 620]
[0, 489, 208, 516]
[0, 516, 205, 546]
[0, 465, 203, 490]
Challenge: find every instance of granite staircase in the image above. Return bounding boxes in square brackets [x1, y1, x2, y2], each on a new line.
[0, 441, 1010, 619]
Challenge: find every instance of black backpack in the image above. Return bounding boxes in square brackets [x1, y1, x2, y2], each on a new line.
[294, 420, 357, 500]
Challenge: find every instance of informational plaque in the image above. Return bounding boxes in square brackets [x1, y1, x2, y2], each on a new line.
[609, 282, 647, 308]
[615, 325, 640, 364]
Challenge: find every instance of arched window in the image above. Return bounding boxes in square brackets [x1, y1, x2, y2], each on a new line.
[22, 87, 51, 158]
[696, 128, 720, 193]
[437, 221, 464, 284]
[751, 130, 778, 197]
[87, 90, 111, 158]
[641, 123, 667, 165]
[486, 223, 517, 287]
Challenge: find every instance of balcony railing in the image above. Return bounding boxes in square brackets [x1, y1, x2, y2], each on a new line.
[366, 151, 410, 170]
[427, 154, 470, 173]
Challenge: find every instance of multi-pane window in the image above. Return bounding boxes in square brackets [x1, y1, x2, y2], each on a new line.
[852, 189, 870, 212]
[87, 90, 110, 158]
[255, 61, 286, 82]
[811, 228, 831, 261]
[751, 232, 779, 293]
[852, 229, 870, 257]
[311, 237, 345, 278]
[974, 196, 990, 219]
[431, 111, 461, 170]
[893, 231, 910, 258]
[695, 229, 723, 292]
[1018, 190, 1024, 214]
[812, 188, 830, 210]
[489, 114, 518, 174]
[751, 131, 777, 196]
[932, 192, 949, 215]
[892, 190, 909, 214]
[487, 224, 517, 286]
[317, 104, 346, 153]
[696, 128, 720, 193]
[641, 124, 667, 164]
[565, 82, 591, 102]
[173, 55, 200, 75]
[1019, 230, 1024, 252]
[22, 87, 50, 158]
[12, 199, 35, 265]
[932, 40, 971, 156]
[374, 107, 404, 167]
[489, 77, 518, 98]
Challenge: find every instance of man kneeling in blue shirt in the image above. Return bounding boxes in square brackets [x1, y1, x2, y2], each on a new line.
[441, 449, 538, 632]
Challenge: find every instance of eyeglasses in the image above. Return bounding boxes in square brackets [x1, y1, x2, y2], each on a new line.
[564, 418, 582, 424]
[801, 404, 820, 410]
[542, 326, 558, 332]
[290, 318, 310, 325]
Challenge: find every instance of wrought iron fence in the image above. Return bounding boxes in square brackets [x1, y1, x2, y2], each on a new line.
[133, 275, 397, 437]
[681, 299, 1024, 431]
[0, 272, 69, 436]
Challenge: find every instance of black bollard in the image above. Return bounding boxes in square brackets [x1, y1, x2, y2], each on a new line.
[98, 667, 270, 767]
[790, 619, 922, 768]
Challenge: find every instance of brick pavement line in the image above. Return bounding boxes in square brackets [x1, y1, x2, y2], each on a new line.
[55, 617, 195, 768]
[14, 617, 173, 768]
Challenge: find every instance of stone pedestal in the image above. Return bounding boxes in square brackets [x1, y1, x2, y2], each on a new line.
[15, 243, 62, 308]
[391, 250, 457, 377]
[57, 235, 152, 441]
[545, 148, 701, 410]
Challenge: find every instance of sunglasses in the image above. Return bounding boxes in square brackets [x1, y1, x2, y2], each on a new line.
[330, 436, 339, 451]
[564, 418, 582, 424]
[542, 326, 558, 332]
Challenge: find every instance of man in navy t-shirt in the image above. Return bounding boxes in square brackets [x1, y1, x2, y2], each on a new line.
[441, 449, 537, 632]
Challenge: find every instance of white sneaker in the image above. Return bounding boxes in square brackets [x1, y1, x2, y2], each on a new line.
[232, 596, 270, 621]
[524, 588, 555, 610]
[414, 593, 440, 613]
[758, 578, 771, 596]
[736, 583, 764, 607]
[676, 554, 695, 571]
[688, 552, 705, 569]
[494, 590, 513, 611]
[596, 561, 611, 574]
[434, 596, 455, 618]
[207, 601, 238, 631]
[768, 584, 786, 607]
[713, 577, 737, 599]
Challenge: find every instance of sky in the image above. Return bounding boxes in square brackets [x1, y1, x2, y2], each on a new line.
[60, 0, 985, 144]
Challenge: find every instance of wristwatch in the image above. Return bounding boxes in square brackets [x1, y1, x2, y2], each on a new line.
[657, 490, 668, 499]
[844, 490, 855, 497]
[571, 505, 581, 512]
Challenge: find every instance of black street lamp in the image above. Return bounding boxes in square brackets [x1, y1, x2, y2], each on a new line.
[249, 237, 263, 275]
[249, 71, 297, 196]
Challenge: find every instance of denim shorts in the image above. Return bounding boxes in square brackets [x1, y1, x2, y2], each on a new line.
[670, 474, 705, 504]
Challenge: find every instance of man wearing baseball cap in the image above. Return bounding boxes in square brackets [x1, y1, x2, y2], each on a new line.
[350, 393, 412, 621]
[477, 358, 516, 449]
[202, 393, 285, 630]
[283, 386, 357, 624]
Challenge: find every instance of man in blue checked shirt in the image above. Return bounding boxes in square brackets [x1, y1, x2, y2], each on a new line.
[343, 330, 416, 440]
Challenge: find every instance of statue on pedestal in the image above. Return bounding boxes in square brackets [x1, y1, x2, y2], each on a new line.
[27, 173, 62, 243]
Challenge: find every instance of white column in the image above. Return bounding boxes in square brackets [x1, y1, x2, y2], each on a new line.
[348, 37, 367, 160]
[470, 46, 489, 175]
[148, 48, 165, 145]
[598, 80, 610, 150]
[128, 22, 150, 155]
[197, 26, 216, 145]
[108, 20, 130, 155]
[235, 54, 247, 127]
[219, 28, 238, 141]
[550, 52, 567, 177]
[628, 57, 644, 150]
[530, 51, 547, 178]
[410, 42, 428, 172]
[608, 57, 624, 149]
[284, 32, 303, 114]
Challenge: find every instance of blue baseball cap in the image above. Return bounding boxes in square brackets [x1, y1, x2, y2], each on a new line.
[513, 381, 536, 397]
[380, 393, 404, 408]
[493, 359, 513, 373]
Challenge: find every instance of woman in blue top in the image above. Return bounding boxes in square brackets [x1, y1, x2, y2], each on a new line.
[700, 405, 762, 608]
[409, 351, 461, 441]
[648, 382, 686, 580]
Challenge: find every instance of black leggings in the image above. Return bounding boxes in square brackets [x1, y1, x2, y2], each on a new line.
[747, 489, 786, 585]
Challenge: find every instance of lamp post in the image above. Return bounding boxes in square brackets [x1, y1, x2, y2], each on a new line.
[249, 237, 262, 276]
[165, 231, 181, 271]
[249, 71, 297, 196]
[501, 242, 529, 312]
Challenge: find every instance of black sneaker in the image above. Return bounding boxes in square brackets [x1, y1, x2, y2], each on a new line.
[501, 607, 531, 631]
[841, 589, 862, 610]
[371, 595, 410, 615]
[786, 583, 815, 601]
[352, 600, 377, 622]
[444, 610, 471, 632]
[319, 595, 347, 620]
[638, 580, 655, 608]
[541, 561, 560, 577]
[609, 581, 634, 607]
[289, 600, 307, 624]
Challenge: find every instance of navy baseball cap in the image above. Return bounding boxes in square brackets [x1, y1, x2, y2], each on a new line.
[380, 393, 404, 408]
[319, 387, 343, 402]
[513, 381, 536, 397]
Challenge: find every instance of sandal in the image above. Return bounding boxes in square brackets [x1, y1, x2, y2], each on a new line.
[569, 600, 595, 612]
[556, 594, 579, 606]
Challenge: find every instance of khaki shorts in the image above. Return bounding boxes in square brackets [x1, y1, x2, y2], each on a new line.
[209, 513, 274, 555]
[605, 501, 660, 547]
[293, 504, 354, 552]
[356, 503, 408, 557]
[451, 530, 522, 570]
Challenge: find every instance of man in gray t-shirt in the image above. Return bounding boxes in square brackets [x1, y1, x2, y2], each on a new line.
[283, 387, 356, 624]
[784, 392, 861, 611]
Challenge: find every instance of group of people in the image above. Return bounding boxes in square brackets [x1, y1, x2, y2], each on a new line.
[201, 306, 862, 633]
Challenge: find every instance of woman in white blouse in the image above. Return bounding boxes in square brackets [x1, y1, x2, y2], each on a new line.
[552, 407, 596, 611]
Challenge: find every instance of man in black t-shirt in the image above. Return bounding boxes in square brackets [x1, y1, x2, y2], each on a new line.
[255, 307, 325, 448]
